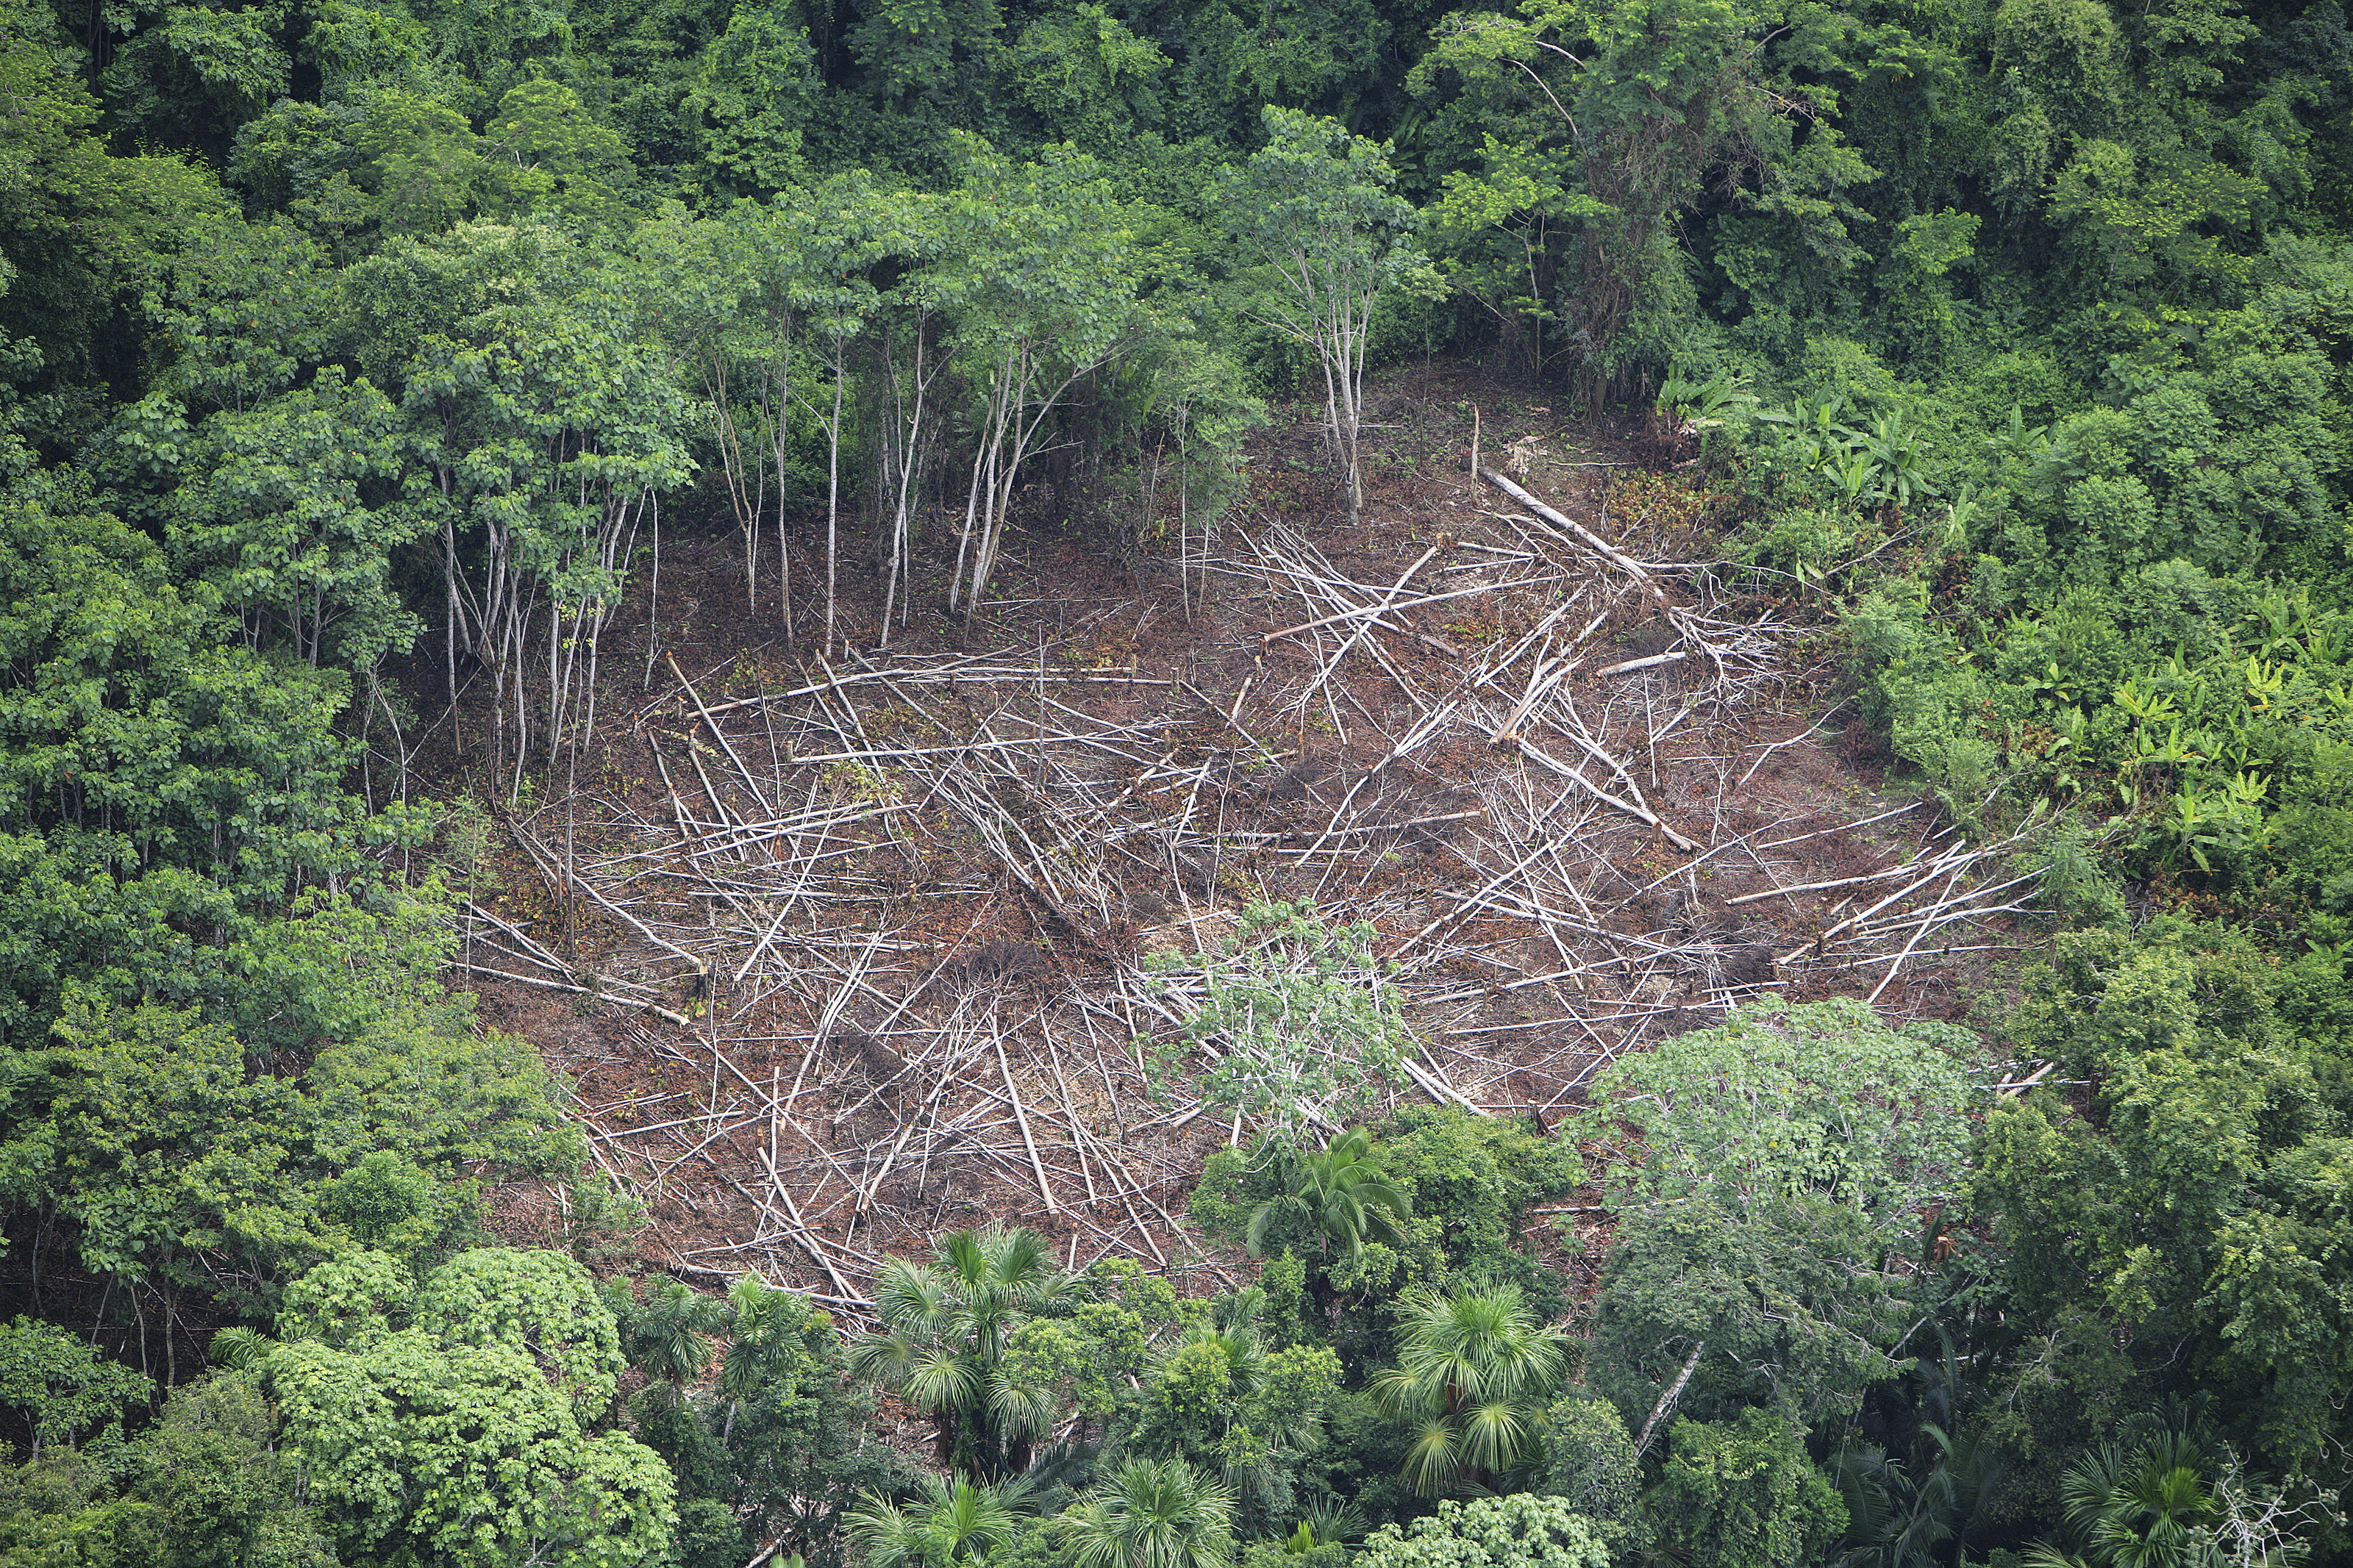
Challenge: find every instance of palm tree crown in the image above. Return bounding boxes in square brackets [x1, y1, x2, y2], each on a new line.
[1066, 1458, 1237, 1568]
[2023, 1434, 2219, 1568]
[847, 1225, 1071, 1477]
[1244, 1128, 1411, 1263]
[849, 1475, 1032, 1568]
[1372, 1282, 1570, 1495]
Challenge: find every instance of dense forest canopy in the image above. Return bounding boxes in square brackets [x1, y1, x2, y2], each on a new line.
[2, 0, 2352, 1559]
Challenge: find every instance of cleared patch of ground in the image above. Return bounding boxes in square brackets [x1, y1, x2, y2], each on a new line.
[427, 365, 2035, 1313]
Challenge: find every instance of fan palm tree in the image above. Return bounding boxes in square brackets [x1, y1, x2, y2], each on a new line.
[2023, 1434, 2219, 1568]
[1371, 1282, 1570, 1495]
[848, 1475, 1033, 1568]
[1245, 1128, 1410, 1264]
[847, 1225, 1071, 1477]
[1066, 1458, 1237, 1568]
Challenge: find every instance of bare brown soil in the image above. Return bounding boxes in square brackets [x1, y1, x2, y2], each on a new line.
[418, 364, 2035, 1314]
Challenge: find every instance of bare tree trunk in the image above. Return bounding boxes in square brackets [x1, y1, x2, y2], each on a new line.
[826, 354, 843, 656]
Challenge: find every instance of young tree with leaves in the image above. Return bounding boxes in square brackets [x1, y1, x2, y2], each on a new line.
[942, 140, 1146, 617]
[0, 1320, 152, 1461]
[1357, 1494, 1609, 1568]
[1216, 108, 1434, 521]
[1123, 1318, 1340, 1535]
[783, 174, 900, 654]
[1148, 901, 1419, 1151]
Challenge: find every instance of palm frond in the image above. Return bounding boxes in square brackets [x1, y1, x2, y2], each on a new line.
[938, 1228, 990, 1286]
[1458, 1399, 1530, 1475]
[1399, 1420, 1463, 1497]
[904, 1345, 980, 1412]
[874, 1259, 957, 1332]
[988, 1368, 1060, 1441]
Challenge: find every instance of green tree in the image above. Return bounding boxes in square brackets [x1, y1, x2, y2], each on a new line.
[1415, 0, 1869, 400]
[1355, 1493, 1608, 1568]
[1215, 107, 1432, 520]
[344, 219, 691, 784]
[0, 0, 229, 396]
[1417, 135, 1591, 380]
[1974, 923, 2353, 1479]
[941, 140, 1146, 615]
[350, 89, 495, 237]
[0, 479, 396, 1045]
[131, 1372, 337, 1568]
[1535, 1396, 1650, 1560]
[1584, 1002, 1972, 1433]
[1065, 1458, 1237, 1568]
[143, 214, 335, 417]
[2022, 1436, 2218, 1568]
[1151, 901, 1419, 1152]
[262, 1247, 674, 1568]
[630, 200, 800, 623]
[615, 1276, 731, 1391]
[1653, 1409, 1849, 1568]
[844, 0, 1007, 123]
[0, 996, 576, 1377]
[0, 1447, 163, 1565]
[1372, 1107, 1582, 1267]
[628, 1272, 901, 1568]
[1244, 1128, 1410, 1266]
[0, 1320, 151, 1461]
[1006, 4, 1168, 151]
[1593, 999, 1979, 1258]
[687, 2, 820, 195]
[1829, 1421, 2010, 1568]
[1124, 1319, 1340, 1533]
[848, 1225, 1072, 1477]
[851, 1475, 1032, 1568]
[999, 1299, 1155, 1436]
[167, 368, 420, 676]
[1372, 1283, 1569, 1495]
[782, 176, 900, 653]
[479, 79, 634, 226]
[1587, 1195, 1913, 1433]
[97, 2, 291, 161]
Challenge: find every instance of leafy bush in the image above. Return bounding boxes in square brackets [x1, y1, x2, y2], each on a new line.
[1146, 901, 1418, 1150]
[1535, 1397, 1649, 1560]
[1594, 1000, 1979, 1255]
[1652, 1410, 1847, 1568]
[1371, 1108, 1581, 1267]
[1356, 1494, 1609, 1568]
[1977, 922, 2353, 1475]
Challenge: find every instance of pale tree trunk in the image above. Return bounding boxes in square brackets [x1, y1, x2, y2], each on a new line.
[876, 313, 943, 648]
[826, 353, 844, 656]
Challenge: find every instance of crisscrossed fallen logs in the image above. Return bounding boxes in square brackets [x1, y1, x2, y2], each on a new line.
[488, 457, 2040, 1317]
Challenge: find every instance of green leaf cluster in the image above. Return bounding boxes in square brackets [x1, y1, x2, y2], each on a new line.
[260, 1247, 675, 1568]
